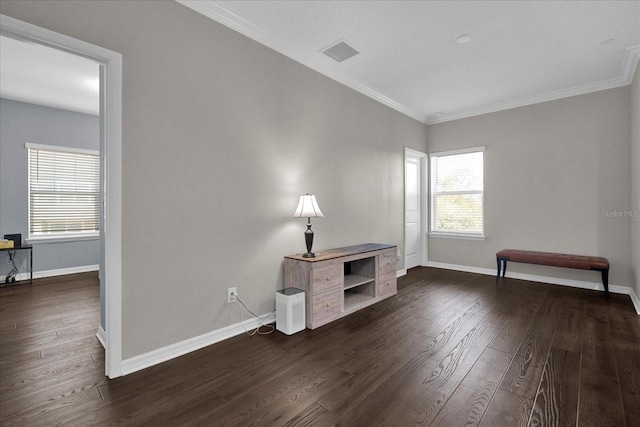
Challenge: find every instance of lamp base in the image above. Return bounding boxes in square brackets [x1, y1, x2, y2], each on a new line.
[303, 221, 315, 258]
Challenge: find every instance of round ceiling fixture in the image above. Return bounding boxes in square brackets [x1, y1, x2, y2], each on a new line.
[456, 34, 472, 44]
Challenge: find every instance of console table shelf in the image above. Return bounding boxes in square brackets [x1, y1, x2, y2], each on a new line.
[343, 274, 374, 290]
[284, 243, 397, 329]
[344, 291, 375, 311]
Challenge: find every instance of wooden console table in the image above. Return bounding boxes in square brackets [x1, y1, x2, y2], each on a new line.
[284, 243, 397, 329]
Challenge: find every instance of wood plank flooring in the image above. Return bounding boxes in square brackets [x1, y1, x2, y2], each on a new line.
[1, 267, 639, 426]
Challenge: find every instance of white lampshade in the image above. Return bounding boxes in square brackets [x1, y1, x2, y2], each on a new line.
[293, 194, 324, 218]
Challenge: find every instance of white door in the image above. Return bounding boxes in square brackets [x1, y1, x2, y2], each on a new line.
[404, 148, 427, 269]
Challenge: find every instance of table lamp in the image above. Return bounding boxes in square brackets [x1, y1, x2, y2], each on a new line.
[293, 193, 324, 258]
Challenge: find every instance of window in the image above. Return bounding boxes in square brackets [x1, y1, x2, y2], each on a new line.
[430, 147, 484, 238]
[26, 143, 100, 241]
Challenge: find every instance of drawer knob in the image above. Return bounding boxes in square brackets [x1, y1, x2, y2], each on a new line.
[326, 302, 331, 307]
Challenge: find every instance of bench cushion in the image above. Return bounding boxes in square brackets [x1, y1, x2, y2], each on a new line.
[496, 249, 609, 271]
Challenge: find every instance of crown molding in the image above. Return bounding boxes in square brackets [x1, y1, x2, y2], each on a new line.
[428, 44, 640, 125]
[621, 45, 640, 83]
[427, 78, 628, 125]
[177, 1, 639, 126]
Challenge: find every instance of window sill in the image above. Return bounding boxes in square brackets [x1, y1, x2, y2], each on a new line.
[429, 232, 486, 241]
[27, 233, 99, 244]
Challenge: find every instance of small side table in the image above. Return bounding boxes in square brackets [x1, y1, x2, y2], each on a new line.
[1, 245, 33, 286]
[276, 287, 305, 335]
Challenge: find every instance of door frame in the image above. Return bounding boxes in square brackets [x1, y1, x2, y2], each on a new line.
[404, 147, 428, 270]
[1, 14, 123, 378]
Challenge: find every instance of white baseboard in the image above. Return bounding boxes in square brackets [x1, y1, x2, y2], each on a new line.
[96, 326, 106, 349]
[426, 261, 640, 315]
[121, 311, 276, 376]
[34, 264, 99, 279]
[121, 269, 404, 375]
[0, 264, 99, 283]
[427, 262, 492, 277]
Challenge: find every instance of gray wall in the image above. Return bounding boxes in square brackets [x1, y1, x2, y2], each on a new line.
[631, 66, 640, 299]
[0, 1, 429, 359]
[0, 98, 100, 275]
[427, 87, 632, 288]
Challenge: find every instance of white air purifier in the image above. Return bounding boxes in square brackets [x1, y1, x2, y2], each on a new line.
[276, 287, 305, 335]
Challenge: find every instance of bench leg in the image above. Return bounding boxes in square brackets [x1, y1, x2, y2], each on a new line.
[496, 258, 508, 282]
[601, 269, 610, 300]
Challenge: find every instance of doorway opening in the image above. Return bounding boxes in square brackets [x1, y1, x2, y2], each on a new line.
[1, 14, 123, 378]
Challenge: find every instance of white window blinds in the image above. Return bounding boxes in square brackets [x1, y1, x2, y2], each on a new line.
[27, 144, 100, 237]
[430, 148, 484, 236]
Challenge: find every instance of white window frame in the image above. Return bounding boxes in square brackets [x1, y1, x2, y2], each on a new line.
[26, 143, 100, 244]
[429, 146, 485, 240]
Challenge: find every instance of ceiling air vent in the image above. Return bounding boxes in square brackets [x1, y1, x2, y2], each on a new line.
[322, 40, 360, 63]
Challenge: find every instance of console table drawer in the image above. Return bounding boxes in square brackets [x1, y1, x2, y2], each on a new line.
[377, 272, 397, 297]
[312, 264, 343, 294]
[312, 288, 343, 326]
[379, 251, 396, 275]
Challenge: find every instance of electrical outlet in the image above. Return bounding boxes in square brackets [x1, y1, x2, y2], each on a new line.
[227, 287, 237, 303]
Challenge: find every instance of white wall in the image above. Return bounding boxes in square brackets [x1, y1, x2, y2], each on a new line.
[0, 1, 428, 359]
[631, 66, 640, 299]
[427, 87, 632, 288]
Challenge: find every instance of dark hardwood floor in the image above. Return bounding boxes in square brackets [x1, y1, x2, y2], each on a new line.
[1, 267, 639, 426]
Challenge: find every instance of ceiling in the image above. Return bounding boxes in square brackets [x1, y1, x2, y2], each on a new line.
[178, 0, 640, 124]
[1, 2, 638, 123]
[0, 35, 100, 116]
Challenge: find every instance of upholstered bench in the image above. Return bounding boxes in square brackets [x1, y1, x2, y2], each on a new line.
[496, 249, 610, 298]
